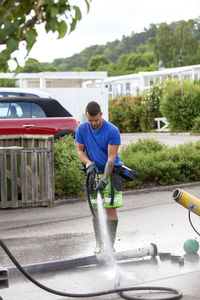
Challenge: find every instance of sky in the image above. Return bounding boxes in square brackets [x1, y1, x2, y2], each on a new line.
[11, 0, 200, 67]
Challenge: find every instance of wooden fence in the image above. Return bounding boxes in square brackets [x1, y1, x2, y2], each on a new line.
[0, 135, 54, 208]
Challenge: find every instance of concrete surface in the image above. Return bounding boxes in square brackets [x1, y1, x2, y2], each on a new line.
[1, 133, 200, 300]
[1, 185, 200, 299]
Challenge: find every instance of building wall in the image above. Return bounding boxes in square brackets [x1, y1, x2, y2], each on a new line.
[38, 88, 108, 122]
[104, 65, 200, 98]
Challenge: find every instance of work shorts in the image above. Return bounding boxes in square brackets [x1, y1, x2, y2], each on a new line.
[89, 173, 123, 209]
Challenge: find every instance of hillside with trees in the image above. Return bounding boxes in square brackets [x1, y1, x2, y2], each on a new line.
[18, 17, 200, 76]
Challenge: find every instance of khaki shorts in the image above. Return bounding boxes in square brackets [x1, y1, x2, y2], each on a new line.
[89, 174, 123, 209]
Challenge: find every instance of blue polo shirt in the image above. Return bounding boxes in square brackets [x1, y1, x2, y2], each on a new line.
[75, 119, 123, 171]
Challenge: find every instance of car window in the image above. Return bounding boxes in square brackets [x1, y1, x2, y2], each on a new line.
[0, 103, 9, 117]
[31, 103, 46, 118]
[20, 102, 31, 118]
[0, 92, 21, 98]
[0, 102, 23, 118]
[0, 102, 46, 119]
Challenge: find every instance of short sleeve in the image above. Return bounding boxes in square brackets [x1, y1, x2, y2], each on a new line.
[108, 126, 121, 145]
[75, 125, 84, 144]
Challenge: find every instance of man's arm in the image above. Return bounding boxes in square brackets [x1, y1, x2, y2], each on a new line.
[102, 144, 120, 182]
[76, 142, 91, 166]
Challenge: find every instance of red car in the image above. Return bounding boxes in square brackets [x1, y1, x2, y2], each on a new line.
[0, 98, 78, 139]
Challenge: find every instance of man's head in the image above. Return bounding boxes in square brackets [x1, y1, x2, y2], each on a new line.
[85, 101, 103, 130]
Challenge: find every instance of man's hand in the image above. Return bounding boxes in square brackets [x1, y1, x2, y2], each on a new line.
[95, 178, 108, 192]
[86, 162, 98, 176]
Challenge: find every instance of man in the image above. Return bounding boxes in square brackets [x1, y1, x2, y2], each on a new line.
[75, 101, 124, 254]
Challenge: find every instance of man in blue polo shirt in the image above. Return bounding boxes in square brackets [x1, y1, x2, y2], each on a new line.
[75, 101, 124, 254]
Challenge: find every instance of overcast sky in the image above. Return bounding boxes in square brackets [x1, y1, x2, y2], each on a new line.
[13, 0, 200, 66]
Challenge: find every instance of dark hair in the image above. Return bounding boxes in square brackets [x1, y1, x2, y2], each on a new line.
[85, 101, 101, 116]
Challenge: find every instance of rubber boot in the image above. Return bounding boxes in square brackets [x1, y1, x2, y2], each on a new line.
[107, 220, 118, 252]
[92, 219, 103, 254]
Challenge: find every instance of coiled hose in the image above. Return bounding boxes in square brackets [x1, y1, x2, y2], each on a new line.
[0, 173, 182, 300]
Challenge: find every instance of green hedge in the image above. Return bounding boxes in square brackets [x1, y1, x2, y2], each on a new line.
[160, 80, 200, 131]
[54, 135, 85, 197]
[54, 136, 200, 197]
[120, 138, 200, 188]
[109, 80, 200, 133]
[108, 96, 144, 132]
[108, 83, 167, 133]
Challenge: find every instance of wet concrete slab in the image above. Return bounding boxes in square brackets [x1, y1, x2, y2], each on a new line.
[1, 253, 200, 299]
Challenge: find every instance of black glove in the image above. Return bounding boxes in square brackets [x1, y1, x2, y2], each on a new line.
[86, 162, 98, 176]
[120, 168, 140, 181]
[95, 179, 108, 192]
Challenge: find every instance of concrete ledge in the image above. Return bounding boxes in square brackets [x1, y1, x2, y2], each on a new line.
[123, 181, 200, 196]
[7, 246, 158, 279]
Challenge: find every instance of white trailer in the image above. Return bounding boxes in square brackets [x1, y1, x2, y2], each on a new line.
[39, 87, 108, 122]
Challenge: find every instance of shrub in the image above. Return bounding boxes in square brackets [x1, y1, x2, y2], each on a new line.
[140, 82, 166, 131]
[109, 96, 144, 133]
[192, 116, 200, 133]
[160, 80, 200, 131]
[143, 82, 165, 116]
[119, 138, 200, 189]
[54, 136, 200, 197]
[54, 135, 85, 197]
[0, 78, 16, 87]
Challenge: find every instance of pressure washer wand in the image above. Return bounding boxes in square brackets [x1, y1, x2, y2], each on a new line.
[173, 188, 200, 236]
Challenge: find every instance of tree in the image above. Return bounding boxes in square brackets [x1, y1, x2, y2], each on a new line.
[148, 23, 175, 67]
[88, 55, 110, 71]
[126, 53, 150, 71]
[0, 0, 91, 70]
[173, 20, 199, 66]
[17, 58, 45, 73]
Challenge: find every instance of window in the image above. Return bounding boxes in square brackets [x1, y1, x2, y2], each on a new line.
[125, 82, 131, 95]
[149, 77, 154, 86]
[20, 102, 31, 118]
[108, 84, 112, 92]
[31, 103, 46, 118]
[0, 102, 46, 119]
[0, 103, 10, 118]
[0, 102, 22, 118]
[115, 83, 123, 97]
[183, 74, 190, 80]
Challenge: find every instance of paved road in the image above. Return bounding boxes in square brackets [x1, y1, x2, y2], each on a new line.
[120, 132, 200, 147]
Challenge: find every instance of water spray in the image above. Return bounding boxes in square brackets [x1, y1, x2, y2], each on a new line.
[96, 190, 121, 288]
